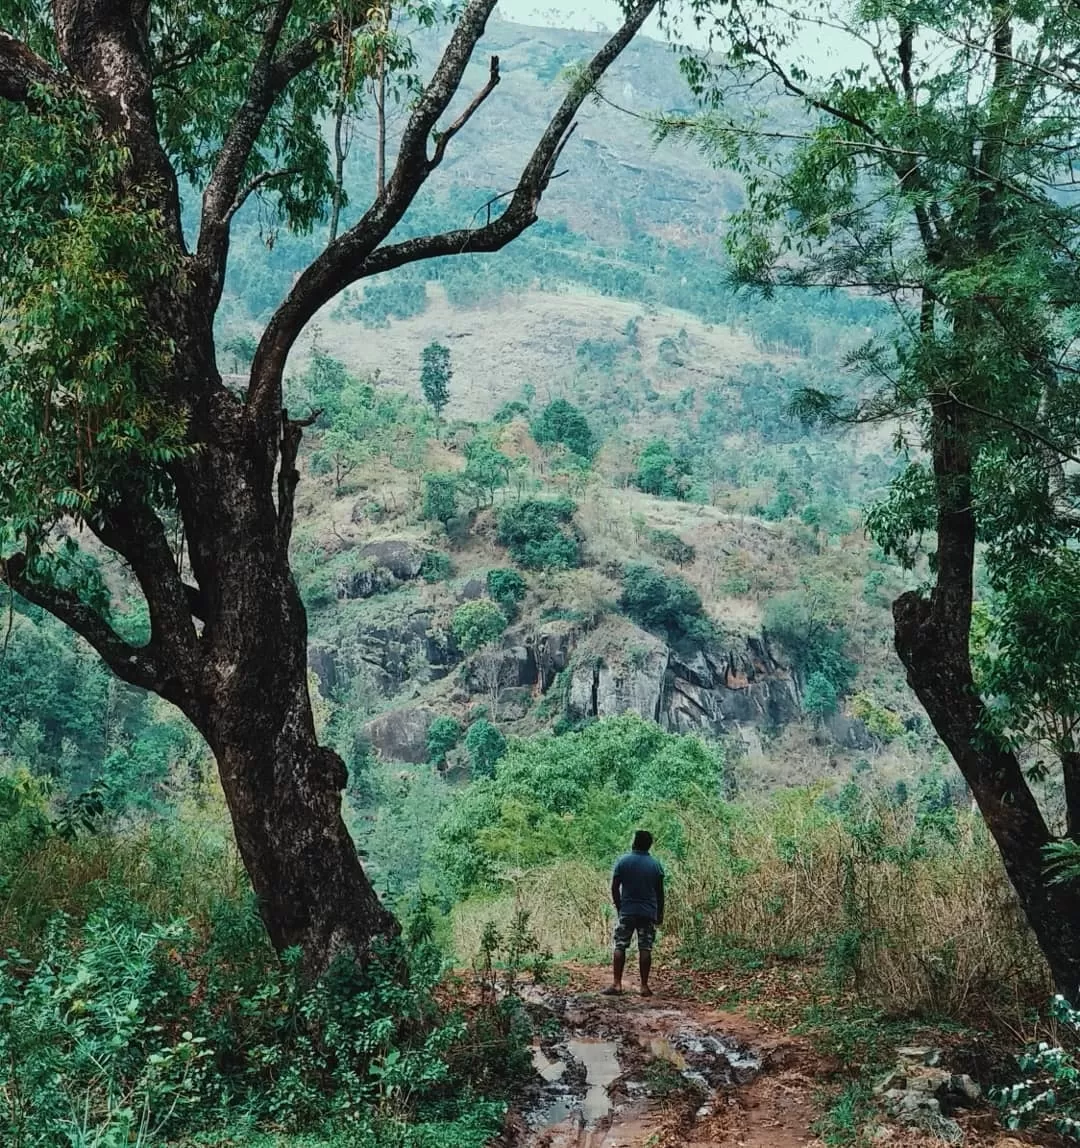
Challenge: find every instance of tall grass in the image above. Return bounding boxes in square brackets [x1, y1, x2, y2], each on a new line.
[453, 784, 1049, 1024]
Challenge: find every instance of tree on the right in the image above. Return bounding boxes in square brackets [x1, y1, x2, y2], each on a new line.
[675, 0, 1080, 996]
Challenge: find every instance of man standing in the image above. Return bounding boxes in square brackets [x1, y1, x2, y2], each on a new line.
[603, 829, 664, 997]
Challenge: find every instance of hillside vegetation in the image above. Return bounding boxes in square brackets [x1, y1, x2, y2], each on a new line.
[2, 5, 1079, 1148]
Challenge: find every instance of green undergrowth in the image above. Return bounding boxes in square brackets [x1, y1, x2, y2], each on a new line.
[0, 781, 538, 1148]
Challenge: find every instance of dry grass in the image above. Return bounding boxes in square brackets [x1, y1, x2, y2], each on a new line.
[452, 787, 1049, 1025]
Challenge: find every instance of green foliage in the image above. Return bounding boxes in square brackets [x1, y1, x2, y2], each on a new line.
[451, 601, 507, 654]
[619, 563, 713, 644]
[422, 472, 458, 525]
[531, 399, 595, 460]
[646, 528, 696, 566]
[486, 568, 527, 617]
[0, 891, 519, 1147]
[436, 714, 724, 896]
[0, 93, 188, 529]
[803, 672, 839, 721]
[495, 498, 579, 570]
[493, 400, 530, 425]
[764, 576, 856, 697]
[811, 1081, 876, 1147]
[426, 717, 463, 769]
[299, 352, 433, 483]
[420, 552, 453, 583]
[635, 438, 690, 500]
[420, 341, 452, 419]
[461, 436, 510, 508]
[849, 693, 904, 742]
[464, 720, 507, 780]
[994, 995, 1080, 1140]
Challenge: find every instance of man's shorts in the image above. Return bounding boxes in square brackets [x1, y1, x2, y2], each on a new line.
[613, 914, 657, 953]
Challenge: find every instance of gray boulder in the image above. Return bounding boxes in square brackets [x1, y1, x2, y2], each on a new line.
[364, 706, 438, 763]
[336, 540, 428, 599]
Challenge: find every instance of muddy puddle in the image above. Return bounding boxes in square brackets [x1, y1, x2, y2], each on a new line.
[522, 999, 762, 1146]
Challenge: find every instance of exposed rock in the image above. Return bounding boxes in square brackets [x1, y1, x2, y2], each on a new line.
[560, 619, 801, 740]
[354, 609, 457, 693]
[307, 642, 339, 696]
[498, 687, 533, 721]
[458, 578, 485, 601]
[363, 706, 438, 763]
[336, 540, 429, 599]
[825, 711, 875, 750]
[528, 620, 580, 690]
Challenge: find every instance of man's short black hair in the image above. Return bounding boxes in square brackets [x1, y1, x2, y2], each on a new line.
[632, 829, 653, 852]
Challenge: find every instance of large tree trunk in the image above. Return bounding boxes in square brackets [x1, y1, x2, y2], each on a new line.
[895, 591, 1080, 1000]
[207, 664, 397, 977]
[173, 382, 398, 980]
[893, 388, 1080, 1002]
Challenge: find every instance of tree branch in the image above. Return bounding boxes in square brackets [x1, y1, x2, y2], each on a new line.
[429, 54, 500, 170]
[277, 408, 318, 545]
[249, 0, 658, 427]
[0, 29, 63, 104]
[51, 0, 184, 243]
[198, 0, 299, 283]
[1, 553, 165, 693]
[225, 166, 305, 224]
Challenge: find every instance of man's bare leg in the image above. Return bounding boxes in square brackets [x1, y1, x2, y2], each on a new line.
[610, 948, 626, 992]
[639, 949, 653, 996]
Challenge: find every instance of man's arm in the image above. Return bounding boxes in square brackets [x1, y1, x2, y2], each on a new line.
[656, 871, 665, 926]
[611, 873, 622, 914]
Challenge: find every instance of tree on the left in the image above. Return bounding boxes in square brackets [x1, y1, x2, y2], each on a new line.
[0, 0, 657, 980]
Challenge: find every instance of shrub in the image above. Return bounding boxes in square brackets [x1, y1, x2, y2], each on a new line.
[647, 528, 696, 565]
[619, 563, 713, 643]
[496, 498, 580, 570]
[452, 601, 508, 654]
[995, 995, 1080, 1140]
[803, 671, 839, 721]
[464, 719, 507, 779]
[764, 576, 857, 696]
[486, 568, 527, 615]
[461, 437, 510, 507]
[420, 551, 453, 582]
[493, 400, 530, 424]
[849, 692, 904, 740]
[436, 714, 725, 896]
[426, 716, 463, 768]
[531, 398, 595, 459]
[635, 438, 690, 500]
[422, 472, 458, 524]
[0, 895, 520, 1147]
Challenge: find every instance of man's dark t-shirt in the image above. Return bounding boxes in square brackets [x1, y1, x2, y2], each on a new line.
[612, 850, 664, 921]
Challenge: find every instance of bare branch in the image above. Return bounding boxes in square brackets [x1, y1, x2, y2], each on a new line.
[198, 0, 299, 280]
[0, 29, 63, 104]
[1, 553, 165, 693]
[429, 55, 500, 170]
[225, 166, 305, 224]
[250, 0, 658, 426]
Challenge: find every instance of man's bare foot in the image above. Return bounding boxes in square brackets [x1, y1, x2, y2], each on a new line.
[601, 986, 624, 996]
[640, 986, 654, 997]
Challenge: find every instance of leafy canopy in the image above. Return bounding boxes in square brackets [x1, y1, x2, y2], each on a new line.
[436, 714, 725, 896]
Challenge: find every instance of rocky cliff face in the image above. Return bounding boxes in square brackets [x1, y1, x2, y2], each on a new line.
[337, 603, 809, 761]
[562, 621, 802, 739]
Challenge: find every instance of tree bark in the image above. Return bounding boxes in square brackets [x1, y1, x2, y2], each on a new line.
[893, 390, 1080, 1001]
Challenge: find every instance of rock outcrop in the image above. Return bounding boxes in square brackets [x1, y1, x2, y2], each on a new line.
[564, 619, 800, 740]
[337, 541, 429, 599]
[353, 608, 456, 693]
[364, 705, 438, 763]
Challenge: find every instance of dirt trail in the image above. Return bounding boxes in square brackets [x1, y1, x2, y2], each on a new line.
[514, 966, 819, 1148]
[509, 965, 1048, 1148]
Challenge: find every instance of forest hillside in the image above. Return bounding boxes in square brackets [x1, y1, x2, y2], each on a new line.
[2, 3, 1080, 1147]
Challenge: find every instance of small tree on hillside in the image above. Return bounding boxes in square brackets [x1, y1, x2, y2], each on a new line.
[420, 341, 452, 424]
[422, 473, 458, 526]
